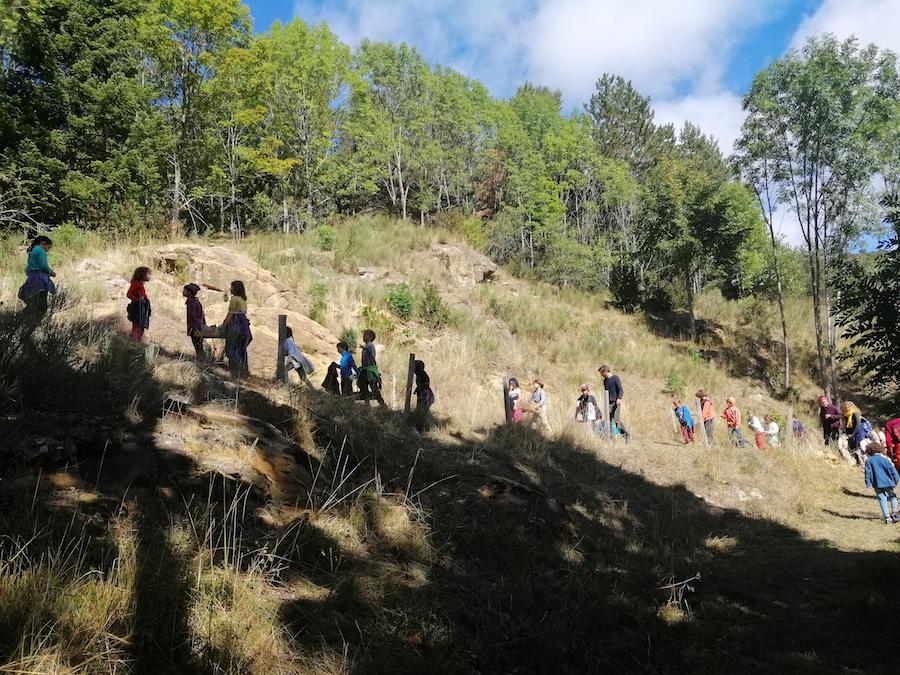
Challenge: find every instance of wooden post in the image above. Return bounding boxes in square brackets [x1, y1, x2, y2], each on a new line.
[603, 389, 611, 440]
[503, 377, 512, 424]
[391, 374, 397, 409]
[786, 405, 794, 448]
[696, 399, 709, 445]
[276, 314, 287, 383]
[404, 353, 415, 413]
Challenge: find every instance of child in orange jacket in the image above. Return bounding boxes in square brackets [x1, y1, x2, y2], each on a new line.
[721, 397, 745, 448]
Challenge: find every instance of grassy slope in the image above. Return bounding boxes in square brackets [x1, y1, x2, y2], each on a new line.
[0, 218, 897, 674]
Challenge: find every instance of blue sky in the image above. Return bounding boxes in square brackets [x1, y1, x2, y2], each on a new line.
[246, 0, 899, 243]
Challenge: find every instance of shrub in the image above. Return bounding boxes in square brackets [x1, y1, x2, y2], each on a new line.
[315, 225, 337, 252]
[361, 305, 396, 335]
[339, 328, 357, 350]
[663, 371, 687, 399]
[385, 283, 414, 320]
[417, 282, 451, 329]
[310, 282, 327, 324]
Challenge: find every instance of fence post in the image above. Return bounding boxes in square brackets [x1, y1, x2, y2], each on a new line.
[503, 377, 512, 424]
[786, 405, 794, 448]
[391, 374, 397, 409]
[696, 398, 709, 444]
[276, 314, 287, 383]
[603, 389, 611, 440]
[404, 353, 415, 413]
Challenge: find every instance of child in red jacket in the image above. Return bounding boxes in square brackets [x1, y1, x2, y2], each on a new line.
[127, 266, 151, 342]
[721, 397, 745, 448]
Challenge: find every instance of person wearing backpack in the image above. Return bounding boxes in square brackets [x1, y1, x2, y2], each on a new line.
[864, 442, 900, 524]
[673, 400, 695, 444]
[575, 385, 598, 425]
[843, 401, 870, 464]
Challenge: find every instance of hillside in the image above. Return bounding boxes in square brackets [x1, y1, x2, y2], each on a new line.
[0, 220, 897, 674]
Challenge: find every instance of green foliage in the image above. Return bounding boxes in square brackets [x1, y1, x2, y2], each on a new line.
[339, 328, 357, 350]
[361, 304, 396, 335]
[417, 282, 451, 329]
[315, 225, 337, 251]
[663, 371, 687, 399]
[385, 283, 414, 320]
[309, 282, 327, 323]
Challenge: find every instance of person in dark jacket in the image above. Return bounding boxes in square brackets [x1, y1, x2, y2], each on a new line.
[818, 396, 841, 446]
[598, 365, 629, 440]
[183, 283, 208, 358]
[321, 362, 341, 395]
[864, 442, 900, 524]
[575, 385, 599, 424]
[357, 330, 385, 406]
[413, 359, 435, 431]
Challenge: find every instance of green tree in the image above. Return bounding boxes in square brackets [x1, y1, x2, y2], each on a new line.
[736, 34, 900, 398]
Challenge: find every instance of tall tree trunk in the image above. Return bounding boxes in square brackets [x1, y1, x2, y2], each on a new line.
[764, 216, 790, 391]
[808, 246, 830, 397]
[825, 285, 841, 404]
[686, 267, 697, 342]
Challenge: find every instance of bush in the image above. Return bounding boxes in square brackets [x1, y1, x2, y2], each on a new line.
[361, 305, 396, 336]
[663, 371, 687, 399]
[385, 283, 414, 320]
[339, 328, 357, 350]
[309, 282, 327, 324]
[417, 282, 451, 329]
[315, 225, 337, 252]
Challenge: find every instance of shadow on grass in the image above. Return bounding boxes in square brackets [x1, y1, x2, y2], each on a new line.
[2, 304, 899, 673]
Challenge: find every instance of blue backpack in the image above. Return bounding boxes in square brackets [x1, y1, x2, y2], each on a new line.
[860, 417, 874, 438]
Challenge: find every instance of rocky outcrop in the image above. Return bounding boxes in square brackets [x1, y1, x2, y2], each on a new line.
[429, 244, 497, 287]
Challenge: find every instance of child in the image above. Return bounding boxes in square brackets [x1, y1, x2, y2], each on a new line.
[530, 379, 550, 432]
[673, 400, 694, 444]
[336, 341, 358, 397]
[721, 398, 745, 448]
[575, 385, 598, 424]
[19, 235, 56, 315]
[508, 378, 522, 424]
[183, 283, 207, 358]
[764, 414, 780, 447]
[357, 330, 385, 406]
[747, 409, 766, 449]
[223, 280, 252, 376]
[864, 442, 900, 524]
[413, 360, 435, 431]
[696, 389, 714, 444]
[126, 266, 152, 342]
[283, 326, 316, 389]
[321, 362, 341, 395]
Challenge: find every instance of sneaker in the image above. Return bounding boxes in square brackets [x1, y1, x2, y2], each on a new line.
[886, 518, 893, 524]
[892, 513, 900, 523]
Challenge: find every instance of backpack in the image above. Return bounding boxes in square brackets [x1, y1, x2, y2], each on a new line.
[860, 417, 874, 438]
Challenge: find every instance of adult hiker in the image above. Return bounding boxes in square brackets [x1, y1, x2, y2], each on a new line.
[842, 401, 871, 464]
[721, 397, 745, 448]
[672, 400, 694, 444]
[126, 267, 152, 342]
[357, 329, 385, 406]
[818, 396, 841, 446]
[19, 235, 56, 315]
[747, 409, 766, 449]
[864, 442, 900, 524]
[336, 341, 358, 396]
[508, 378, 523, 424]
[696, 389, 714, 443]
[885, 418, 900, 469]
[575, 385, 598, 425]
[223, 280, 252, 376]
[183, 283, 208, 359]
[598, 365, 629, 441]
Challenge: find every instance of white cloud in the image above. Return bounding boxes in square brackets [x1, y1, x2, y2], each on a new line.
[525, 0, 773, 104]
[653, 92, 745, 157]
[790, 0, 900, 53]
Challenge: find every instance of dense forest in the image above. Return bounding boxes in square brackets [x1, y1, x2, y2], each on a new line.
[1, 0, 898, 397]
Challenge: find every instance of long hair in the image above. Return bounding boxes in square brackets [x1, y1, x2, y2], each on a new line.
[27, 235, 52, 252]
[131, 266, 151, 282]
[230, 280, 247, 300]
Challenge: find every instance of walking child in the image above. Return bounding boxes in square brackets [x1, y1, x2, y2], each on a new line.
[336, 342, 358, 397]
[357, 330, 385, 406]
[126, 267, 152, 342]
[721, 397, 745, 448]
[530, 379, 550, 432]
[747, 409, 766, 449]
[696, 389, 714, 444]
[508, 378, 523, 424]
[673, 400, 695, 444]
[283, 326, 316, 389]
[19, 235, 56, 315]
[183, 283, 208, 358]
[413, 360, 435, 431]
[575, 385, 599, 424]
[864, 442, 900, 524]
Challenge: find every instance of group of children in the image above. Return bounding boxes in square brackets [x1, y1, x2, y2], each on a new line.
[671, 391, 782, 448]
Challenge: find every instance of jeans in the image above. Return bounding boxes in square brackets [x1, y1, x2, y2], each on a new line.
[875, 487, 898, 520]
[610, 402, 629, 438]
[703, 419, 714, 444]
[729, 427, 745, 448]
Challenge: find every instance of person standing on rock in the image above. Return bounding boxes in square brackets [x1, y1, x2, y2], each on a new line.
[184, 283, 208, 359]
[223, 280, 252, 376]
[18, 235, 56, 316]
[126, 267, 152, 342]
[598, 366, 629, 441]
[696, 389, 715, 443]
[357, 330, 385, 406]
[818, 396, 841, 446]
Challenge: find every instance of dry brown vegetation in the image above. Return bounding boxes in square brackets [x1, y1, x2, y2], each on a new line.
[0, 219, 897, 673]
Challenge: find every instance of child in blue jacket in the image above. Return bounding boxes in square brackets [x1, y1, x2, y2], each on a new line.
[864, 443, 900, 524]
[673, 400, 694, 444]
